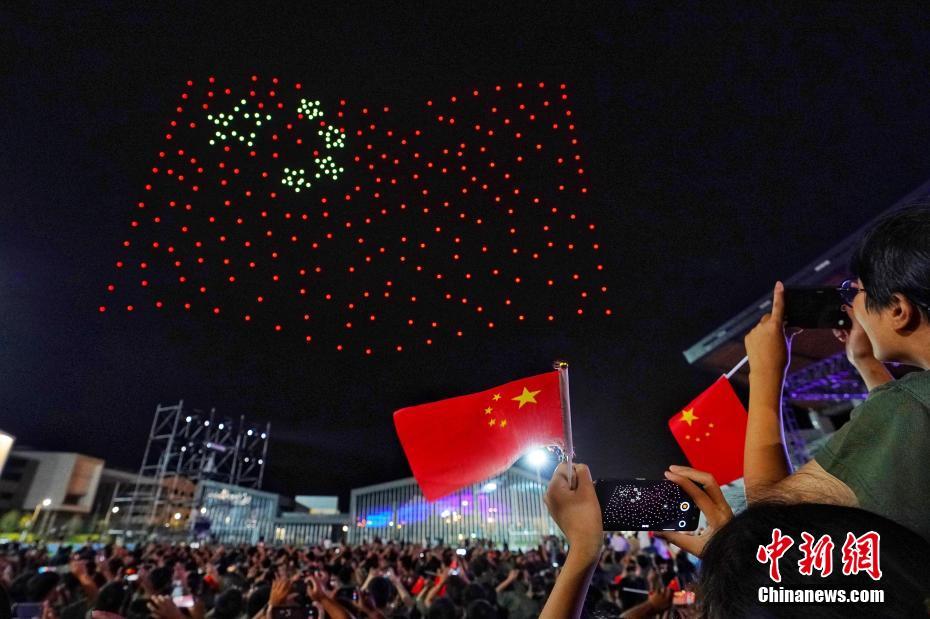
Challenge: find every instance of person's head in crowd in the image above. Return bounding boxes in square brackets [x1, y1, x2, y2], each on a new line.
[849, 205, 930, 366]
[469, 555, 490, 579]
[426, 597, 457, 619]
[336, 565, 354, 587]
[245, 584, 270, 617]
[147, 566, 172, 596]
[699, 502, 930, 618]
[366, 576, 392, 609]
[464, 599, 495, 618]
[26, 572, 60, 603]
[9, 572, 35, 604]
[443, 574, 466, 607]
[462, 582, 486, 606]
[93, 581, 127, 614]
[212, 588, 244, 619]
[125, 597, 151, 619]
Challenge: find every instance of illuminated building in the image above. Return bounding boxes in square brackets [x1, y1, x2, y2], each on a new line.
[349, 467, 559, 549]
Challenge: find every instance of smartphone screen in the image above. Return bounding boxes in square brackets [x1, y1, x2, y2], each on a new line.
[594, 479, 700, 531]
[783, 286, 851, 329]
[673, 591, 696, 606]
[173, 596, 195, 609]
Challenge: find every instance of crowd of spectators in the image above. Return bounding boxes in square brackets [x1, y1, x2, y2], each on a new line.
[0, 532, 697, 619]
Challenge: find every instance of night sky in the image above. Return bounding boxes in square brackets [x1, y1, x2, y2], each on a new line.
[5, 4, 930, 509]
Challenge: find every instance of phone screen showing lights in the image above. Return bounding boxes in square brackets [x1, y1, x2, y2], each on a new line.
[594, 479, 700, 531]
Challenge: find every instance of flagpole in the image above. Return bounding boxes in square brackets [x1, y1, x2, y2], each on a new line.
[724, 355, 749, 380]
[554, 360, 575, 490]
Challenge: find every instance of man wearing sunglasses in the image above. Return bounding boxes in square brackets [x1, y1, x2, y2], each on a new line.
[742, 205, 930, 543]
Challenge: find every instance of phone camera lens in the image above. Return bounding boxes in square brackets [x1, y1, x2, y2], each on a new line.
[679, 502, 690, 511]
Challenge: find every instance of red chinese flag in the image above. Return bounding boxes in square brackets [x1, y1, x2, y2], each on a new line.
[668, 376, 747, 486]
[394, 371, 565, 501]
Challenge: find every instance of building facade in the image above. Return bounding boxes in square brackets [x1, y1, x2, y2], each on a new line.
[272, 512, 351, 546]
[192, 480, 279, 544]
[349, 468, 560, 549]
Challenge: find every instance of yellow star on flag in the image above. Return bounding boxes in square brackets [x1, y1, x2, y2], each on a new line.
[512, 387, 541, 408]
[680, 408, 698, 426]
[500, 419, 507, 428]
[488, 418, 496, 426]
[484, 406, 493, 415]
[492, 393, 501, 401]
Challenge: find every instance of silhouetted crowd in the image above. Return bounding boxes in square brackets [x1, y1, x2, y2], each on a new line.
[0, 535, 697, 619]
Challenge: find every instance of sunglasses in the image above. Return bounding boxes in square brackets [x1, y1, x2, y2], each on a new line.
[837, 279, 864, 307]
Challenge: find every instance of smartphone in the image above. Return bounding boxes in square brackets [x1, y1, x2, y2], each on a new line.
[271, 609, 300, 619]
[783, 286, 852, 329]
[305, 606, 319, 619]
[673, 591, 696, 606]
[126, 574, 139, 582]
[173, 596, 195, 609]
[594, 479, 700, 531]
[37, 566, 54, 574]
[455, 548, 466, 556]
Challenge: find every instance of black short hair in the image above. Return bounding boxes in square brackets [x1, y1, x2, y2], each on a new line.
[699, 502, 930, 618]
[26, 573, 59, 602]
[147, 565, 172, 594]
[464, 599, 495, 619]
[246, 584, 271, 617]
[94, 582, 127, 614]
[213, 588, 244, 619]
[851, 205, 930, 320]
[367, 576, 392, 608]
[427, 597, 457, 619]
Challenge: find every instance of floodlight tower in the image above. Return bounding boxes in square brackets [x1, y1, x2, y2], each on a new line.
[233, 417, 270, 489]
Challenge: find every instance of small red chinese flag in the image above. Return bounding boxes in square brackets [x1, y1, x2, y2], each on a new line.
[668, 376, 747, 485]
[394, 371, 565, 501]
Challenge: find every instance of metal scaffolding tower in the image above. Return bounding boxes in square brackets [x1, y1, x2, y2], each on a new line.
[109, 401, 270, 539]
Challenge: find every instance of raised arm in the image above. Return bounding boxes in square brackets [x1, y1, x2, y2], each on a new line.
[539, 463, 603, 619]
[742, 282, 794, 501]
[742, 282, 859, 505]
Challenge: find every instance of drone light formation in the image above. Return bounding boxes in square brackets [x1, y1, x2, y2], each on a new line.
[103, 75, 613, 354]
